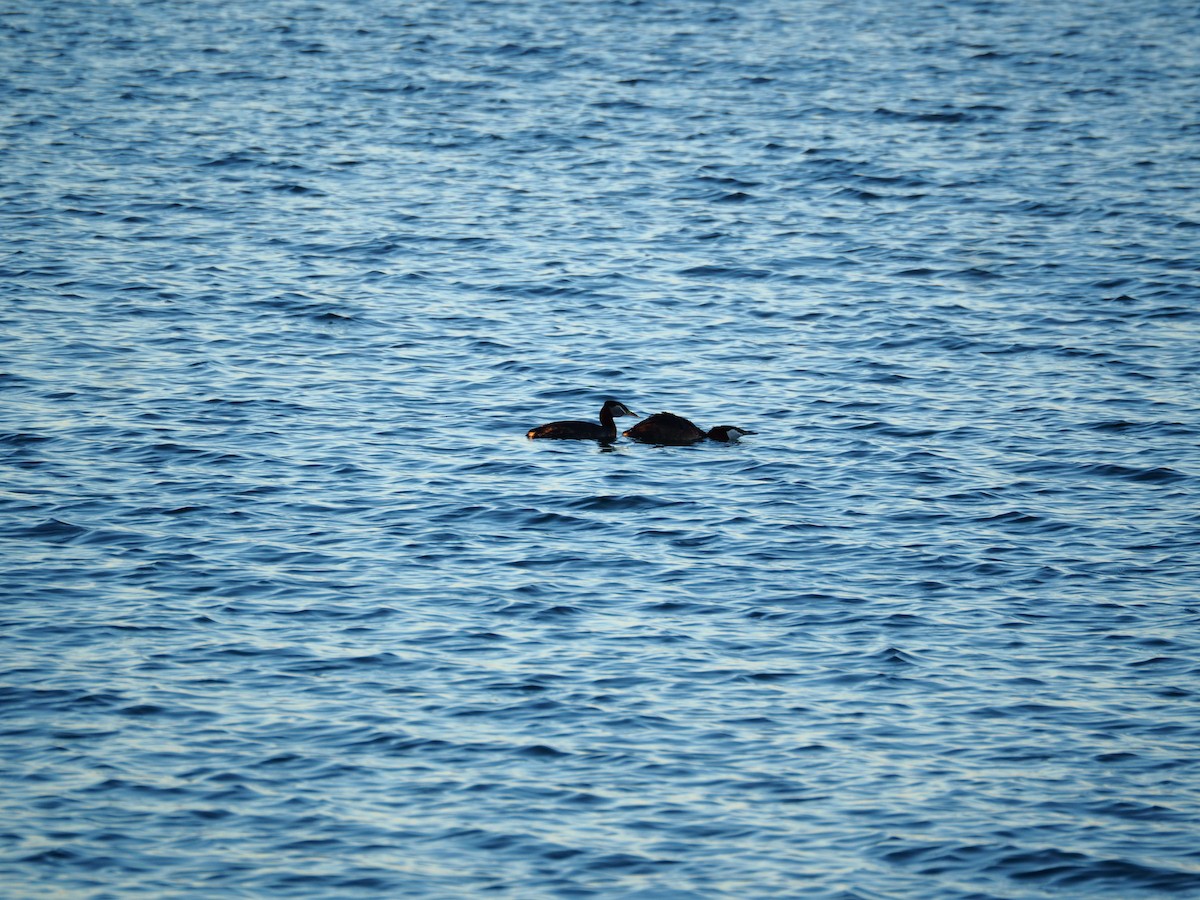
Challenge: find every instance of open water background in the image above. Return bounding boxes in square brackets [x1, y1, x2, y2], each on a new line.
[3, 0, 1200, 897]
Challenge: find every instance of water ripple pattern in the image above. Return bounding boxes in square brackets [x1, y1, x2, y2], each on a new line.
[3, 0, 1199, 897]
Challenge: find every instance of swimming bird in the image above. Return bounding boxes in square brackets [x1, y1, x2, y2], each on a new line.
[526, 400, 637, 441]
[623, 412, 756, 446]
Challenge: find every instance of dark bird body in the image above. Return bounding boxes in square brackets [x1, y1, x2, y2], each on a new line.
[623, 412, 755, 446]
[526, 400, 636, 441]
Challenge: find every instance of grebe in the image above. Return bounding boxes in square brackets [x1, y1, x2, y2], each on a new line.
[527, 400, 637, 441]
[623, 412, 755, 446]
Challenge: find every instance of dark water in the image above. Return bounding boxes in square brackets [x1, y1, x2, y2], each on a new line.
[3, 0, 1200, 896]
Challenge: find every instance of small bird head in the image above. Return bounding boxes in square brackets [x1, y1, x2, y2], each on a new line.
[602, 400, 636, 418]
[708, 426, 756, 442]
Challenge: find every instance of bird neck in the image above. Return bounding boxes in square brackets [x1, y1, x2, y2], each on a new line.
[599, 408, 617, 438]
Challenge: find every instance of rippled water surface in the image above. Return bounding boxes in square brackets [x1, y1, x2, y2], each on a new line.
[3, 0, 1200, 897]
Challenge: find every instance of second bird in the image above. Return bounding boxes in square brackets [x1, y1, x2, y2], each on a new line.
[623, 412, 756, 446]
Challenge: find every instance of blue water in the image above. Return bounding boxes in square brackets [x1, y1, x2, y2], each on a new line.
[3, 0, 1199, 896]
